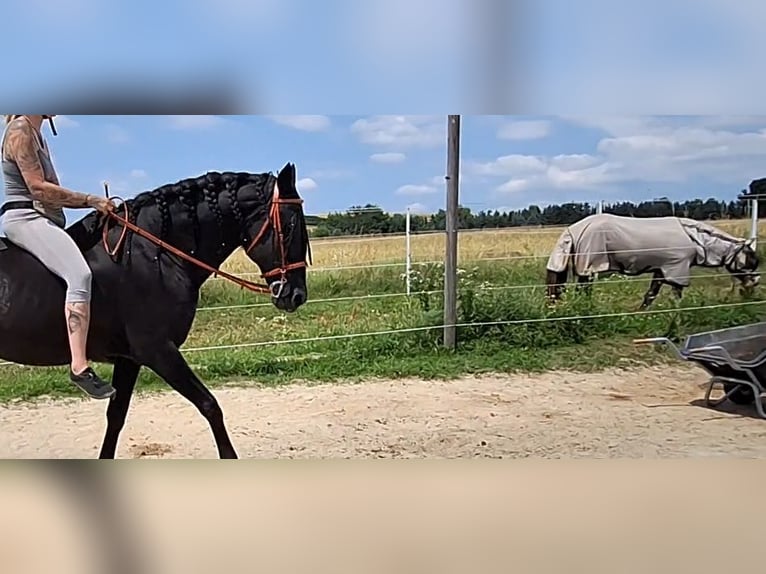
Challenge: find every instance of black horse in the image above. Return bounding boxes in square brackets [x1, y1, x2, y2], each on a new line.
[0, 163, 310, 458]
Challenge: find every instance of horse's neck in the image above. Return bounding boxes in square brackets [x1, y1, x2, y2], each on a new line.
[691, 225, 739, 266]
[138, 198, 242, 286]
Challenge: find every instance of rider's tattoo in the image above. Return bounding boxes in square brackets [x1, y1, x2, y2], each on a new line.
[3, 119, 89, 209]
[66, 308, 84, 335]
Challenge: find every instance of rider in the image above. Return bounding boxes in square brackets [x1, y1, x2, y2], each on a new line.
[0, 115, 117, 399]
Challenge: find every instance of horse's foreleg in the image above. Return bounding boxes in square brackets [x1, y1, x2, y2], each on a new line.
[545, 270, 565, 303]
[666, 286, 684, 340]
[98, 357, 141, 459]
[142, 342, 238, 459]
[639, 273, 664, 310]
[575, 274, 593, 297]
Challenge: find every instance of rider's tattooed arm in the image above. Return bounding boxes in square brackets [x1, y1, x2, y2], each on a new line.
[3, 119, 92, 209]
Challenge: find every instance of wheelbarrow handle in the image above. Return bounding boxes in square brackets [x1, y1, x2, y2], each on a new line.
[633, 337, 672, 345]
[632, 337, 685, 359]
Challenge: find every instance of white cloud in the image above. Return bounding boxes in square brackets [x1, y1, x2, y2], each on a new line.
[469, 116, 766, 196]
[268, 115, 331, 132]
[350, 115, 444, 148]
[497, 120, 551, 140]
[130, 169, 148, 179]
[165, 115, 226, 130]
[558, 116, 659, 137]
[560, 115, 766, 138]
[369, 152, 406, 164]
[105, 124, 130, 144]
[429, 175, 445, 186]
[687, 116, 766, 130]
[496, 179, 530, 194]
[466, 154, 549, 177]
[395, 184, 439, 196]
[297, 177, 318, 191]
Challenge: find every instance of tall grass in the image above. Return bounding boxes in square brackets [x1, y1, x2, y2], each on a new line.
[2, 220, 765, 402]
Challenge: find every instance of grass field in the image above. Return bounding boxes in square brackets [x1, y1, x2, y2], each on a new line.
[2, 218, 766, 402]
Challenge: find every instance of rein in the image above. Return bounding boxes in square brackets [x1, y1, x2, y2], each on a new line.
[100, 182, 307, 297]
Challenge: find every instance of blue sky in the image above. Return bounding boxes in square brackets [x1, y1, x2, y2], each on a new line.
[3, 1, 766, 221]
[2, 1, 765, 114]
[3, 115, 766, 224]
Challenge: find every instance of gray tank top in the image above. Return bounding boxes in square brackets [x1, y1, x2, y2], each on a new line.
[1, 117, 66, 227]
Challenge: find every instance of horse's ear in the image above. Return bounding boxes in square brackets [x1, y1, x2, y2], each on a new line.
[278, 163, 296, 190]
[745, 237, 757, 249]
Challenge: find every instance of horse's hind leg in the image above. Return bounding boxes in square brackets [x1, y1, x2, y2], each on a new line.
[99, 358, 141, 459]
[639, 272, 664, 310]
[141, 341, 238, 459]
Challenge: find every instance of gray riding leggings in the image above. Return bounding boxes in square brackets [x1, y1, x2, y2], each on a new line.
[2, 208, 92, 303]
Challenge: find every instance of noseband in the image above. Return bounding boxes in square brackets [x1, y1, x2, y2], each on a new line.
[102, 182, 309, 297]
[724, 243, 754, 276]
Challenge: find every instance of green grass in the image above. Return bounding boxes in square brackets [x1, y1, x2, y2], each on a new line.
[2, 251, 765, 404]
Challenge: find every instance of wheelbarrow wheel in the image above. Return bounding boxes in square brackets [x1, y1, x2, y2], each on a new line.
[723, 382, 755, 405]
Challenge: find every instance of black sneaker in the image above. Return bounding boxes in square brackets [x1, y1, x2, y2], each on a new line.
[69, 367, 116, 400]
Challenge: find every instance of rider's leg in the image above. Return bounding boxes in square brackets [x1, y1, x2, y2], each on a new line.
[65, 298, 93, 375]
[2, 210, 115, 399]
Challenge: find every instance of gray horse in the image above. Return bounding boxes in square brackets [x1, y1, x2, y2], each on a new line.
[545, 213, 760, 309]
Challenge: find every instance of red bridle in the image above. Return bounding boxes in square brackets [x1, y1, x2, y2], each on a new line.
[101, 183, 308, 297]
[242, 187, 308, 297]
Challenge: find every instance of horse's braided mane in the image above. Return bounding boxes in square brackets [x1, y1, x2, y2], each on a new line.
[114, 170, 274, 261]
[126, 170, 272, 213]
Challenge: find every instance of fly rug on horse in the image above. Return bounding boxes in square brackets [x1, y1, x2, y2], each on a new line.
[0, 163, 311, 458]
[545, 213, 760, 309]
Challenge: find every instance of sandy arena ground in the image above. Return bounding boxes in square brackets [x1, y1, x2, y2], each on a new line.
[1, 363, 766, 458]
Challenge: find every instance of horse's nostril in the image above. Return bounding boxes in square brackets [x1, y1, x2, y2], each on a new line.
[292, 290, 306, 306]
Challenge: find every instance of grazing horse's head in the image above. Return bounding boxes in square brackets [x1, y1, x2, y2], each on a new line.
[727, 238, 760, 295]
[237, 163, 311, 313]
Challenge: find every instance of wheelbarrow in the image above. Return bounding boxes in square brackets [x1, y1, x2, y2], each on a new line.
[634, 321, 766, 419]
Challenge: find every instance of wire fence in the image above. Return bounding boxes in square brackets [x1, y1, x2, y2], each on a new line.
[162, 218, 766, 355]
[180, 299, 766, 353]
[210, 218, 762, 282]
[0, 221, 761, 368]
[3, 297, 751, 367]
[210, 245, 754, 280]
[197, 270, 739, 313]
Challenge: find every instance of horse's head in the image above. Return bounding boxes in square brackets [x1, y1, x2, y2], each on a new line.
[236, 163, 311, 313]
[727, 238, 760, 295]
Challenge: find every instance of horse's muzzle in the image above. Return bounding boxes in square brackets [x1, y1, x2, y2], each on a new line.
[273, 285, 307, 313]
[291, 289, 306, 307]
[738, 273, 760, 296]
[744, 274, 760, 287]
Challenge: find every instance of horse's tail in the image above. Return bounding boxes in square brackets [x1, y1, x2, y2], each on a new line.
[545, 229, 574, 301]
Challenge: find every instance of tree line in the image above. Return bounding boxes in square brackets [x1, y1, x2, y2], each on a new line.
[310, 193, 764, 238]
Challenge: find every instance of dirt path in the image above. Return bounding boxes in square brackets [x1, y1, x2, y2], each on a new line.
[1, 364, 766, 458]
